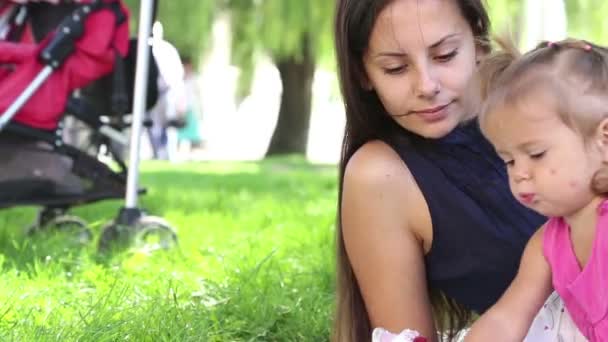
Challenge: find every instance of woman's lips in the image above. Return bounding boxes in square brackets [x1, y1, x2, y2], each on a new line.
[411, 103, 450, 114]
[410, 101, 453, 122]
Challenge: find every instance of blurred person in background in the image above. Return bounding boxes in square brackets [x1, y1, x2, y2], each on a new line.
[177, 55, 204, 160]
[147, 20, 186, 161]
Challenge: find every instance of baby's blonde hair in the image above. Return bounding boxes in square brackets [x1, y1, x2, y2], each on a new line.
[474, 38, 608, 194]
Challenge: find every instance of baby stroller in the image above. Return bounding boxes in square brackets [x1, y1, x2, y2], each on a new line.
[0, 0, 177, 251]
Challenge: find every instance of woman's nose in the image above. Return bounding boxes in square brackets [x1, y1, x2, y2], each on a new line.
[415, 65, 440, 99]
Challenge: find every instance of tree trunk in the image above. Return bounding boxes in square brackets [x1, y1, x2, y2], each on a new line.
[265, 35, 315, 156]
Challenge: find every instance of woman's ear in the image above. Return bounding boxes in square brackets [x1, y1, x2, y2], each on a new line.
[356, 59, 374, 91]
[358, 71, 373, 91]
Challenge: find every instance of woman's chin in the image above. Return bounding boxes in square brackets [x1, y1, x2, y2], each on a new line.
[412, 119, 460, 139]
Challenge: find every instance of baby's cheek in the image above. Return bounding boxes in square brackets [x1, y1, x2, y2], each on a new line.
[547, 169, 579, 189]
[565, 178, 591, 197]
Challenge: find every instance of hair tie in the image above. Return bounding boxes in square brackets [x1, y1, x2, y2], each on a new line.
[548, 41, 556, 48]
[584, 44, 592, 52]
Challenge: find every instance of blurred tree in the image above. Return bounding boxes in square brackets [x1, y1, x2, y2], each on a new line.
[225, 0, 335, 156]
[122, 0, 218, 66]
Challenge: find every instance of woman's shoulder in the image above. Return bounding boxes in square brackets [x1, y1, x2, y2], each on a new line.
[343, 140, 432, 244]
[344, 140, 415, 191]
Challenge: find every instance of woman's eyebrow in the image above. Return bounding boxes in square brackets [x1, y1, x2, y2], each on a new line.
[373, 51, 408, 58]
[429, 33, 461, 49]
[371, 33, 462, 58]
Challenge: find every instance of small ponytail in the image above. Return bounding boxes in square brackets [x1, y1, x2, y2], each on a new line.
[476, 37, 521, 102]
[465, 37, 520, 122]
[591, 164, 608, 195]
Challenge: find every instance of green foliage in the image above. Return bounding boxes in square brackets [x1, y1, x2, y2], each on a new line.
[0, 159, 336, 340]
[566, 0, 608, 44]
[122, 0, 218, 64]
[485, 0, 608, 45]
[485, 0, 524, 40]
[225, 0, 335, 98]
[227, 0, 334, 63]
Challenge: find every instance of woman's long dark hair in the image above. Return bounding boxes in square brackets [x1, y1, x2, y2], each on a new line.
[333, 1, 490, 341]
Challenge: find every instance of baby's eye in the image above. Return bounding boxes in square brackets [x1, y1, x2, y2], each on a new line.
[530, 151, 546, 160]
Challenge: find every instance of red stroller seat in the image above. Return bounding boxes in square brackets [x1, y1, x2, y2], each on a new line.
[0, 0, 131, 245]
[0, 0, 129, 129]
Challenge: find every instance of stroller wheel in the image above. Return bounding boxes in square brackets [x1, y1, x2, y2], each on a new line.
[30, 215, 93, 245]
[97, 222, 130, 252]
[134, 216, 178, 252]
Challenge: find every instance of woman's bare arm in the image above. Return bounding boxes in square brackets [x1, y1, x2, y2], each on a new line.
[465, 227, 553, 341]
[342, 141, 436, 340]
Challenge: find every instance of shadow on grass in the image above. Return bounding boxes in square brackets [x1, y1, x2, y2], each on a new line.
[0, 157, 337, 275]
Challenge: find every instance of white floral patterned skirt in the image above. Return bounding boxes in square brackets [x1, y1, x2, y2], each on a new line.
[524, 292, 587, 342]
[372, 292, 587, 342]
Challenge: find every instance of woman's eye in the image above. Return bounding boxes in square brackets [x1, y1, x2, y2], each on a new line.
[435, 50, 458, 62]
[383, 65, 407, 75]
[504, 160, 515, 167]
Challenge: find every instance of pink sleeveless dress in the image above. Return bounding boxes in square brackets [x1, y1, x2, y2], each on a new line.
[543, 201, 608, 341]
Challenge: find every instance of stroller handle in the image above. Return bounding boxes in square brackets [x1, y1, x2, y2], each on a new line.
[40, 0, 103, 68]
[0, 0, 117, 133]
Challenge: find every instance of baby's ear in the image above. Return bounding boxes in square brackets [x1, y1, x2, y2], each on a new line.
[596, 118, 608, 161]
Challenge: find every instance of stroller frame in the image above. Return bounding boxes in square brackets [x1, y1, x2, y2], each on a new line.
[98, 0, 178, 252]
[0, 0, 177, 252]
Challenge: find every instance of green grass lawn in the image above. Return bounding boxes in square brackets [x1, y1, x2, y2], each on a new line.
[0, 157, 337, 341]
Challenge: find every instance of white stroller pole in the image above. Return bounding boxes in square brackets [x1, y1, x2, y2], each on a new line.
[125, 0, 154, 208]
[99, 0, 177, 252]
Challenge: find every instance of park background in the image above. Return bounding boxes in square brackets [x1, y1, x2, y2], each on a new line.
[0, 0, 606, 340]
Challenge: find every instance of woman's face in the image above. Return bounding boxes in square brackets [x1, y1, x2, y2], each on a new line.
[363, 0, 480, 138]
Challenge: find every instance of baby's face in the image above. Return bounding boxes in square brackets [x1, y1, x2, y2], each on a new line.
[484, 101, 603, 218]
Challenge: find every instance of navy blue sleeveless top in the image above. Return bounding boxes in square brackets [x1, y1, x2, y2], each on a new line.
[386, 119, 545, 313]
